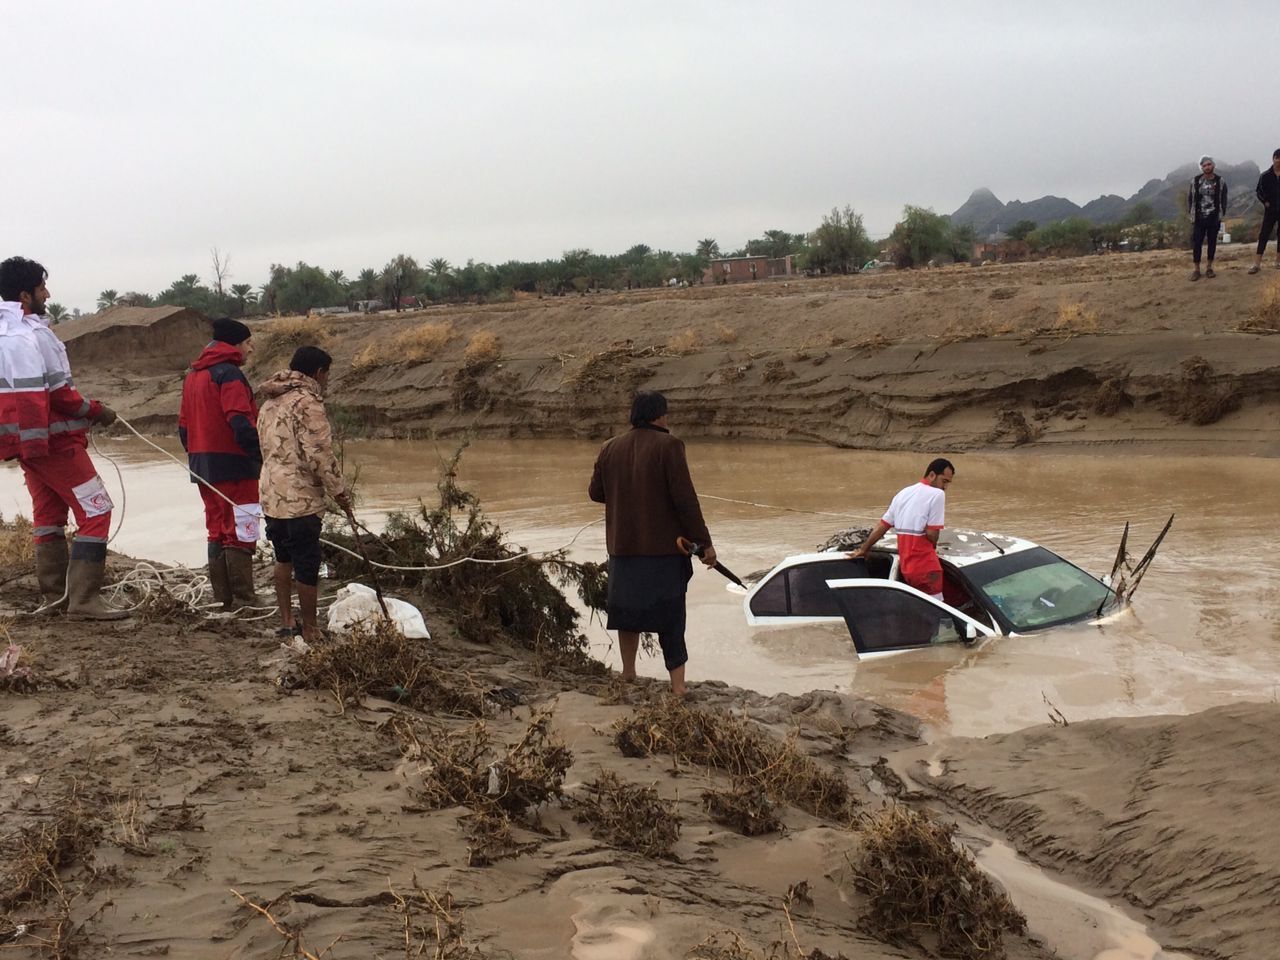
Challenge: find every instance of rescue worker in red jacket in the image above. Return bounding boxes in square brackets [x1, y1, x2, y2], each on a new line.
[178, 318, 262, 610]
[0, 256, 126, 619]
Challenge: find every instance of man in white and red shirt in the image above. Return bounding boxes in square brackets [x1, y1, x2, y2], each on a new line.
[848, 458, 955, 598]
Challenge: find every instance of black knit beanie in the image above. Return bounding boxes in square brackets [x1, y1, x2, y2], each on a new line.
[211, 317, 252, 345]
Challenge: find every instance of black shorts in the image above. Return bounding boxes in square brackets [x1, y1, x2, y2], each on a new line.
[265, 514, 324, 586]
[605, 554, 693, 671]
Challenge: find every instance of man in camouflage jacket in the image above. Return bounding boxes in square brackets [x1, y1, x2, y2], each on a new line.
[257, 345, 349, 642]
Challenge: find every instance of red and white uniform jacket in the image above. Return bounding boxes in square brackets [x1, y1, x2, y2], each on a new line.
[882, 480, 946, 595]
[0, 301, 102, 462]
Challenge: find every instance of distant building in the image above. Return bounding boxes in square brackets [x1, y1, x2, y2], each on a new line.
[974, 228, 1009, 261]
[704, 255, 794, 285]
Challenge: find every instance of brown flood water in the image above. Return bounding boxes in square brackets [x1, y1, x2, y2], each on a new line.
[4, 438, 1278, 738]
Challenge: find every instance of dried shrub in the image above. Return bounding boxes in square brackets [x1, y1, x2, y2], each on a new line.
[0, 513, 34, 582]
[563, 344, 659, 397]
[1240, 279, 1280, 333]
[350, 342, 381, 371]
[135, 584, 200, 625]
[396, 707, 572, 817]
[713, 322, 739, 344]
[322, 447, 602, 669]
[463, 330, 501, 367]
[853, 805, 1025, 960]
[762, 359, 795, 383]
[391, 881, 488, 960]
[295, 618, 487, 717]
[1091, 377, 1131, 416]
[613, 701, 854, 820]
[988, 287, 1018, 300]
[256, 315, 333, 364]
[666, 328, 702, 355]
[574, 771, 680, 858]
[463, 809, 537, 866]
[1054, 300, 1100, 334]
[702, 782, 782, 836]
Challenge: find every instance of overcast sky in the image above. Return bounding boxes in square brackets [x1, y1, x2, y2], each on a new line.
[10, 0, 1277, 312]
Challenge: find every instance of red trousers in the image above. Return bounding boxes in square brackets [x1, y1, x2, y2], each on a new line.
[21, 445, 113, 545]
[199, 477, 261, 549]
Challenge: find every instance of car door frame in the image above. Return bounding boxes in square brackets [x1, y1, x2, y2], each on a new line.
[742, 552, 896, 626]
[825, 577, 999, 658]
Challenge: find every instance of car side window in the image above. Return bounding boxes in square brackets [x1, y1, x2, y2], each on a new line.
[788, 559, 873, 617]
[749, 570, 788, 617]
[833, 586, 966, 652]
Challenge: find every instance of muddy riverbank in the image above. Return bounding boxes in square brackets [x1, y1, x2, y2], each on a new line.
[73, 245, 1280, 455]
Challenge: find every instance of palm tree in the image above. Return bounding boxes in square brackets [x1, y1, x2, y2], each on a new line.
[356, 268, 379, 300]
[696, 238, 721, 259]
[97, 289, 119, 310]
[328, 269, 347, 287]
[428, 258, 452, 279]
[230, 283, 254, 316]
[45, 302, 69, 323]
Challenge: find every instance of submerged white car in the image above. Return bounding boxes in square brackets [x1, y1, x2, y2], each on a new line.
[742, 529, 1121, 658]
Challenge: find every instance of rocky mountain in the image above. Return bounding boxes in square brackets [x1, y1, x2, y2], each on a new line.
[952, 161, 1262, 237]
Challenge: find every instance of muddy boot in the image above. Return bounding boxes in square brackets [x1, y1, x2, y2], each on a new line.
[65, 552, 128, 621]
[34, 538, 69, 613]
[225, 547, 262, 609]
[207, 544, 233, 611]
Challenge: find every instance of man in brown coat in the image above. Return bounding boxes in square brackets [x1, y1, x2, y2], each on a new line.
[588, 390, 716, 697]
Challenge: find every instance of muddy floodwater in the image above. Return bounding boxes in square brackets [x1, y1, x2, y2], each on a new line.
[4, 438, 1278, 738]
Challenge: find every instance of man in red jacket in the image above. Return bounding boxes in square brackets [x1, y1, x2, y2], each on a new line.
[0, 256, 125, 619]
[178, 318, 262, 610]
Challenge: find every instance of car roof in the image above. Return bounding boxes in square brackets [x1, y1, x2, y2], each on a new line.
[779, 528, 1040, 570]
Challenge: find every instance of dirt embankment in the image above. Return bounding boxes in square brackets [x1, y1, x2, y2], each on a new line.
[77, 245, 1280, 453]
[911, 702, 1280, 960]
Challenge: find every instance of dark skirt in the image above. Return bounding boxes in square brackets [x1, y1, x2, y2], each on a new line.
[606, 554, 693, 670]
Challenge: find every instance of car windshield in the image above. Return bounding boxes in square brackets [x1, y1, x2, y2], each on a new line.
[963, 547, 1114, 631]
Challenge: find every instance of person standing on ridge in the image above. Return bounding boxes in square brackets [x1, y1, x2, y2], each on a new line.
[588, 390, 717, 699]
[0, 256, 126, 619]
[178, 317, 262, 611]
[257, 346, 350, 642]
[1248, 148, 1280, 275]
[847, 458, 955, 600]
[1188, 156, 1227, 281]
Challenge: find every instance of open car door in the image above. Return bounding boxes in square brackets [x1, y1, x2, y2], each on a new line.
[825, 578, 997, 658]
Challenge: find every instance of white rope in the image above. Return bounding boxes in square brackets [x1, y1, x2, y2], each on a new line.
[113, 414, 603, 571]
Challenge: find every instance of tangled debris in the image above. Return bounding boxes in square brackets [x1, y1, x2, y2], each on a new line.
[815, 528, 872, 552]
[574, 770, 680, 859]
[702, 782, 782, 836]
[322, 448, 603, 671]
[295, 618, 488, 717]
[852, 805, 1025, 960]
[134, 584, 201, 625]
[0, 513, 34, 584]
[614, 701, 854, 820]
[396, 707, 572, 818]
[462, 809, 538, 867]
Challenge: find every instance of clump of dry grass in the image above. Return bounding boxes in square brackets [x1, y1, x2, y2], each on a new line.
[462, 809, 537, 867]
[1162, 355, 1241, 426]
[1239, 279, 1280, 333]
[702, 782, 782, 836]
[295, 618, 488, 717]
[352, 321, 457, 371]
[135, 584, 200, 625]
[713, 322, 739, 344]
[613, 701, 854, 820]
[0, 513, 34, 582]
[574, 771, 680, 858]
[396, 707, 572, 817]
[256, 315, 333, 363]
[463, 330, 501, 367]
[1053, 300, 1100, 334]
[666, 328, 702, 355]
[852, 805, 1025, 960]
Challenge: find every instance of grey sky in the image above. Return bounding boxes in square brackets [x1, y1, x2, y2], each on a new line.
[11, 0, 1277, 312]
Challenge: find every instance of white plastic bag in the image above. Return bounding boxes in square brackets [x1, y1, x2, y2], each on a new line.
[326, 583, 430, 639]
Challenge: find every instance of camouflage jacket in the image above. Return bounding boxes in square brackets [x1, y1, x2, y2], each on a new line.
[256, 371, 346, 519]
